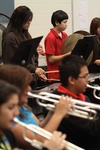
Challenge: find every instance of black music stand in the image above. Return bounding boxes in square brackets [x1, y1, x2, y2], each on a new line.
[11, 36, 43, 66]
[72, 35, 97, 61]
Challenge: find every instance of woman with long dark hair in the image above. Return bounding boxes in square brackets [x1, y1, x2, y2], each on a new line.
[2, 6, 47, 84]
[89, 17, 100, 73]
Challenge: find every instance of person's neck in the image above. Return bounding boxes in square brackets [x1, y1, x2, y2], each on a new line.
[53, 27, 61, 34]
[58, 84, 85, 101]
[65, 85, 80, 96]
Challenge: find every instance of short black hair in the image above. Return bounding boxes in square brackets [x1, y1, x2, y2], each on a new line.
[59, 55, 87, 87]
[51, 10, 68, 27]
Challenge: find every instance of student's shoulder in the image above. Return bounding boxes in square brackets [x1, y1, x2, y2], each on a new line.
[3, 31, 17, 41]
[45, 28, 58, 38]
[3, 129, 18, 148]
[6, 32, 16, 38]
[45, 33, 56, 43]
[53, 89, 63, 96]
[85, 95, 91, 102]
[45, 31, 55, 38]
[62, 31, 68, 37]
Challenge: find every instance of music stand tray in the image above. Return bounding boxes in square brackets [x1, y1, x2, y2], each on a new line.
[11, 36, 43, 66]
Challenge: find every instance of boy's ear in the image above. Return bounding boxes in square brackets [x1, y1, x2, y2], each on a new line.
[55, 21, 59, 26]
[68, 76, 75, 85]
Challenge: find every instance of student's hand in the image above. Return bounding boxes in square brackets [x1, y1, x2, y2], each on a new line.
[35, 67, 47, 81]
[94, 59, 100, 65]
[37, 45, 45, 55]
[65, 51, 71, 56]
[54, 95, 73, 118]
[43, 131, 67, 150]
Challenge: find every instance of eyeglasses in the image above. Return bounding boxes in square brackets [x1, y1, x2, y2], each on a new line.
[78, 74, 89, 79]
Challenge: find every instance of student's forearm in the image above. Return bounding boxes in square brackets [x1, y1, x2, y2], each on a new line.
[48, 52, 71, 64]
[39, 111, 54, 127]
[94, 59, 100, 65]
[48, 55, 64, 63]
[11, 125, 36, 150]
[36, 114, 63, 142]
[43, 113, 63, 132]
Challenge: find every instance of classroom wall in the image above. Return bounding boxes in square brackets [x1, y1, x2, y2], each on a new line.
[14, 0, 72, 37]
[72, 0, 100, 33]
[14, 0, 100, 37]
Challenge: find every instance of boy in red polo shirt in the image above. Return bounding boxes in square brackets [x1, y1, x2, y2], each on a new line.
[53, 55, 100, 150]
[44, 10, 71, 81]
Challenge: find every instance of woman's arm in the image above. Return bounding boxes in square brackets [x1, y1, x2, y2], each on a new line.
[11, 124, 36, 150]
[39, 96, 73, 132]
[2, 32, 19, 64]
[11, 96, 72, 148]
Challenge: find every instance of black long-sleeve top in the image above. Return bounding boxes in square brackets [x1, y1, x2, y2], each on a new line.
[2, 29, 38, 73]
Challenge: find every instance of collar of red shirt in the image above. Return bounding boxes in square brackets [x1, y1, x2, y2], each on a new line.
[57, 84, 86, 101]
[50, 28, 64, 38]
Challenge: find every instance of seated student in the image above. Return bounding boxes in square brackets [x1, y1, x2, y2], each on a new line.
[53, 54, 100, 150]
[0, 79, 67, 150]
[85, 18, 100, 104]
[0, 80, 20, 150]
[61, 30, 100, 105]
[89, 17, 100, 73]
[0, 64, 73, 150]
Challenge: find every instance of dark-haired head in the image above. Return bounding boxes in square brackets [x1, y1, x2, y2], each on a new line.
[59, 55, 87, 87]
[90, 17, 100, 35]
[0, 65, 33, 107]
[51, 10, 68, 27]
[0, 80, 20, 106]
[0, 64, 33, 91]
[8, 6, 33, 31]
